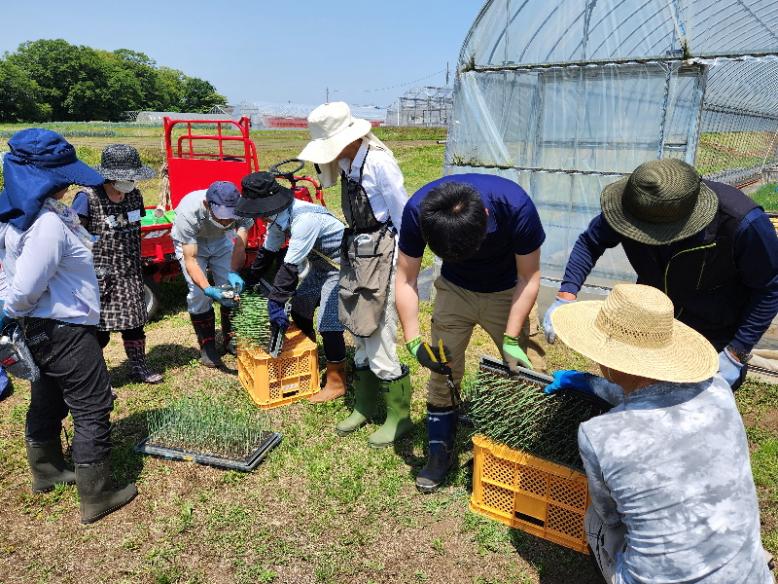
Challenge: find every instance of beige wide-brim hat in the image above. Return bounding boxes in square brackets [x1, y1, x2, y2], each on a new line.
[551, 284, 718, 383]
[298, 101, 372, 165]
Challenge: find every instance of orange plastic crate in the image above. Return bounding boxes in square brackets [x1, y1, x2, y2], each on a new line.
[237, 327, 320, 409]
[470, 435, 590, 554]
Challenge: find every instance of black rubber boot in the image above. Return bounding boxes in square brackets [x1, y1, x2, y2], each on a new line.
[220, 306, 237, 356]
[76, 459, 137, 524]
[190, 309, 227, 370]
[25, 439, 76, 493]
[416, 405, 458, 493]
[123, 338, 163, 384]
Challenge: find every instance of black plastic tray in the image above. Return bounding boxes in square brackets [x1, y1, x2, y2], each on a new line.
[135, 430, 282, 472]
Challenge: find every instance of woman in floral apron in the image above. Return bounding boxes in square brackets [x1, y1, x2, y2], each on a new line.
[72, 144, 162, 384]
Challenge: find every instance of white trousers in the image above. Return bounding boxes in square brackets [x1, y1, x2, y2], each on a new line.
[174, 237, 232, 315]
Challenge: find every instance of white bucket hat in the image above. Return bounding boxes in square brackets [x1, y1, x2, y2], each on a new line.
[298, 102, 374, 188]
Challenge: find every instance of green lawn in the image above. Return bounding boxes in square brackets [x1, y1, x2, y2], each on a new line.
[0, 123, 775, 583]
[753, 183, 778, 212]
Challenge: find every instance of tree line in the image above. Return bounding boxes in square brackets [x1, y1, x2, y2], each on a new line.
[0, 39, 227, 122]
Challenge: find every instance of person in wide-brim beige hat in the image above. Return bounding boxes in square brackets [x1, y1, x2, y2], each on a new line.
[551, 283, 718, 383]
[298, 101, 392, 188]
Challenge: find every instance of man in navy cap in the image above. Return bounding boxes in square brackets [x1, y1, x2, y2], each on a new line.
[171, 181, 252, 370]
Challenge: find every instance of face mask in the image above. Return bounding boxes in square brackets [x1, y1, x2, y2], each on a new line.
[208, 211, 235, 231]
[113, 180, 136, 194]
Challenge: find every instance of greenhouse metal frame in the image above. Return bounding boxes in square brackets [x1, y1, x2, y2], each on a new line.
[446, 0, 778, 287]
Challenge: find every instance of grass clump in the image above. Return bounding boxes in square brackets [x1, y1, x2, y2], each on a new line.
[753, 183, 778, 212]
[232, 292, 271, 347]
[466, 367, 609, 469]
[146, 394, 268, 460]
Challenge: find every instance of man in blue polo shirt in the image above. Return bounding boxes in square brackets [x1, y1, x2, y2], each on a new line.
[395, 173, 545, 492]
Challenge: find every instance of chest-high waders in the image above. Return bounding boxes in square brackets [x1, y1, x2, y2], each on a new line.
[334, 147, 413, 450]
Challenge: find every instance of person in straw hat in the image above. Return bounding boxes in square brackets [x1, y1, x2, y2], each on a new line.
[546, 283, 774, 583]
[297, 102, 411, 448]
[543, 159, 778, 390]
[72, 144, 162, 384]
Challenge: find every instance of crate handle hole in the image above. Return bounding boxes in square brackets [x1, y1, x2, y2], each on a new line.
[282, 390, 299, 398]
[515, 512, 545, 527]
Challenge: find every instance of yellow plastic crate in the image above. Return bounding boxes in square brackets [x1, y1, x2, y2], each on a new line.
[237, 327, 320, 409]
[470, 435, 590, 554]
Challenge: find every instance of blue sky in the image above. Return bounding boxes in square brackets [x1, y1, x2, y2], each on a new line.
[0, 1, 483, 108]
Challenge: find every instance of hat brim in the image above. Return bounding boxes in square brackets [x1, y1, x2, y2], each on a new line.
[210, 204, 237, 220]
[235, 189, 293, 218]
[600, 177, 719, 245]
[551, 300, 718, 383]
[51, 159, 104, 188]
[94, 164, 156, 181]
[297, 118, 371, 164]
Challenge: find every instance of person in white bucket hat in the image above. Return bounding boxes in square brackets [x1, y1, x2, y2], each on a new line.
[544, 283, 774, 583]
[298, 102, 411, 448]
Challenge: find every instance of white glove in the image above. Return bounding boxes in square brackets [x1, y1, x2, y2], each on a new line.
[542, 297, 575, 344]
[718, 348, 744, 387]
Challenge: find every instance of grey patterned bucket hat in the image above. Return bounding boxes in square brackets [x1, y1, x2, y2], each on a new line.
[600, 159, 718, 245]
[94, 144, 156, 181]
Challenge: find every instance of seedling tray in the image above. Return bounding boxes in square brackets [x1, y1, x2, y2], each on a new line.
[136, 430, 282, 472]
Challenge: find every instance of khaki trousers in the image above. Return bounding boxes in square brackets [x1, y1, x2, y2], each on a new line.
[428, 277, 545, 408]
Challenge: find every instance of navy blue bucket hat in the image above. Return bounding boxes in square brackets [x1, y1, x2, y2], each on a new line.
[0, 128, 103, 231]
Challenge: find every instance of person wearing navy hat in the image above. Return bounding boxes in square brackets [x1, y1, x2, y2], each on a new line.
[0, 128, 137, 524]
[171, 181, 254, 369]
[71, 144, 162, 385]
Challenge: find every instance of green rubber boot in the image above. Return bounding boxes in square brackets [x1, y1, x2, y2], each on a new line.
[335, 365, 380, 436]
[368, 367, 413, 448]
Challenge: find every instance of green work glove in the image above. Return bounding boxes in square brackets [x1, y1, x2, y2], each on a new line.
[406, 336, 452, 376]
[502, 334, 532, 371]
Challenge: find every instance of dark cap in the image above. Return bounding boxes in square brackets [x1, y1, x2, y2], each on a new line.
[205, 181, 240, 220]
[236, 171, 294, 218]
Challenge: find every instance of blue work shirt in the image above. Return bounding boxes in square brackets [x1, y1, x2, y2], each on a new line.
[4, 208, 100, 325]
[561, 205, 778, 352]
[399, 174, 545, 293]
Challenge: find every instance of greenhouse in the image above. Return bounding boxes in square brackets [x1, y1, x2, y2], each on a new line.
[446, 0, 778, 288]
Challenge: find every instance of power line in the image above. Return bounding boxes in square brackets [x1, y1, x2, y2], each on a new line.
[360, 68, 447, 94]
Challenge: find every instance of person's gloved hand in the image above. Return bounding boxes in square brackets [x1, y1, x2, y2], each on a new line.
[268, 299, 289, 330]
[204, 286, 231, 306]
[544, 370, 596, 396]
[227, 272, 245, 294]
[406, 336, 452, 376]
[502, 334, 532, 371]
[718, 348, 744, 387]
[543, 296, 575, 344]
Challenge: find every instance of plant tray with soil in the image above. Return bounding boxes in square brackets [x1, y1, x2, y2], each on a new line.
[136, 395, 282, 472]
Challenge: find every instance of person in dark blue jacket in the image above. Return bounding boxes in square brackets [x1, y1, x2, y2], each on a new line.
[543, 159, 778, 390]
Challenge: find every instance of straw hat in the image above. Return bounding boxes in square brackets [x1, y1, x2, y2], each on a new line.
[600, 159, 718, 245]
[551, 284, 718, 383]
[298, 102, 371, 164]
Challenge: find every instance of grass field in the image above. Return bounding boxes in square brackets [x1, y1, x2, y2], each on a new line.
[0, 124, 776, 584]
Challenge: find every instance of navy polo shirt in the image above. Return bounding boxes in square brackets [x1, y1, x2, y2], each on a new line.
[399, 174, 545, 293]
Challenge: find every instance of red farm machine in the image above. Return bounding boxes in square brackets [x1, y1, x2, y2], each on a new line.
[140, 116, 324, 318]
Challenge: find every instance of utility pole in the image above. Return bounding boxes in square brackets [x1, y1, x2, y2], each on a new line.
[326, 87, 329, 102]
[445, 62, 450, 86]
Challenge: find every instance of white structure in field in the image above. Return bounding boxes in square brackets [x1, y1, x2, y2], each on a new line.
[448, 0, 778, 288]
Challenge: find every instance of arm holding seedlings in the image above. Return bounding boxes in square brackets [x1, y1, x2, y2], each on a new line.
[182, 242, 211, 291]
[502, 249, 541, 371]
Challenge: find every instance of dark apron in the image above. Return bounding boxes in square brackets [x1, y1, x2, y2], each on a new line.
[83, 187, 147, 331]
[338, 148, 396, 338]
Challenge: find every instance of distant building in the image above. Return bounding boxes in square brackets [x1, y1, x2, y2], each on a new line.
[133, 111, 237, 124]
[236, 102, 386, 129]
[385, 86, 453, 127]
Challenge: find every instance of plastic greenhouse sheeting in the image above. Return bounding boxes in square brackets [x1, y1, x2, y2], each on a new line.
[446, 0, 778, 289]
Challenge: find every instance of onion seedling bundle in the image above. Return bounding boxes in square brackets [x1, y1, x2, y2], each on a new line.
[232, 292, 271, 347]
[466, 367, 609, 469]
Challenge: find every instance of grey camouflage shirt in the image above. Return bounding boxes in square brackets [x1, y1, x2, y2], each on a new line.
[580, 375, 773, 584]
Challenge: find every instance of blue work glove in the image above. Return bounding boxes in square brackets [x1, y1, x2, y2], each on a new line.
[267, 299, 289, 330]
[718, 348, 744, 387]
[543, 296, 575, 344]
[204, 286, 227, 304]
[543, 370, 596, 396]
[227, 272, 245, 294]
